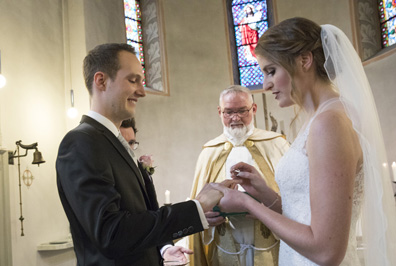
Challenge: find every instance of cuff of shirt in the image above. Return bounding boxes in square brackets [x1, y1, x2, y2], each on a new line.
[160, 244, 172, 257]
[192, 199, 209, 229]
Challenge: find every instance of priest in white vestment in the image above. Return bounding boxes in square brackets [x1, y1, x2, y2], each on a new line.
[188, 85, 289, 266]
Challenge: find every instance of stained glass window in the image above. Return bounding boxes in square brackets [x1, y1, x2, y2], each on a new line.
[124, 0, 145, 85]
[378, 0, 396, 47]
[231, 0, 268, 87]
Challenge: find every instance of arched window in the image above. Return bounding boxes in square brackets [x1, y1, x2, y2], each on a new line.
[124, 0, 146, 85]
[227, 0, 274, 90]
[123, 0, 169, 95]
[378, 0, 396, 48]
[352, 0, 396, 61]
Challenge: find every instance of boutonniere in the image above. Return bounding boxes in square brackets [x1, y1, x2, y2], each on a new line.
[138, 155, 156, 175]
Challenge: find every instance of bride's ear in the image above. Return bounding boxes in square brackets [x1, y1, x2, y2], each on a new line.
[299, 51, 314, 72]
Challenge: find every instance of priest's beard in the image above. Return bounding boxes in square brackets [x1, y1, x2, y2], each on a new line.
[223, 120, 254, 146]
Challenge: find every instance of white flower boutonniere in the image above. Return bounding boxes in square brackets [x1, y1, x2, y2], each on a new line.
[139, 155, 156, 175]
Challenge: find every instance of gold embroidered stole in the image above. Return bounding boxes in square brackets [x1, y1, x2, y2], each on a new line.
[199, 140, 279, 266]
[207, 140, 278, 191]
[206, 141, 233, 183]
[245, 140, 279, 192]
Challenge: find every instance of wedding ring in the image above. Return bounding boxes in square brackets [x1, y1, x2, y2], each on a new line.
[227, 217, 236, 229]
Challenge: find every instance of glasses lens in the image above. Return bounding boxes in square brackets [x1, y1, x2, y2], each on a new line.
[223, 111, 232, 118]
[238, 110, 249, 117]
[132, 142, 139, 150]
[223, 109, 249, 118]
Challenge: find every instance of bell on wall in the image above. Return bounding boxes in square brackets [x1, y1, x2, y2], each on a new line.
[32, 149, 45, 166]
[8, 140, 46, 236]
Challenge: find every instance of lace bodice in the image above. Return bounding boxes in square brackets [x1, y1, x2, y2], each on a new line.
[275, 99, 364, 265]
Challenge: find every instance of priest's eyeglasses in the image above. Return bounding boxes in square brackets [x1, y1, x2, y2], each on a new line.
[222, 105, 253, 118]
[128, 140, 139, 150]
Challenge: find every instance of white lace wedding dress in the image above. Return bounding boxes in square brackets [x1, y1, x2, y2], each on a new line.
[275, 99, 364, 266]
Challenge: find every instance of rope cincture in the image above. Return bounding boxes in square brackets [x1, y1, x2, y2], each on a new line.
[216, 240, 279, 255]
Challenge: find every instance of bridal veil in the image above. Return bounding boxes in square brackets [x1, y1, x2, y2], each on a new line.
[321, 24, 396, 266]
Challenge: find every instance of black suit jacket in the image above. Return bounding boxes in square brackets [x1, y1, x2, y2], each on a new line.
[56, 116, 203, 266]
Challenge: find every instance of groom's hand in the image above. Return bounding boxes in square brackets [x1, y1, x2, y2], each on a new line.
[195, 180, 236, 212]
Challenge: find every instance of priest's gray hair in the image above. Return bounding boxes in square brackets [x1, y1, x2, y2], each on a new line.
[219, 85, 254, 106]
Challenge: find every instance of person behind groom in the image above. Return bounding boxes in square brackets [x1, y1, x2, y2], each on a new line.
[56, 43, 231, 266]
[119, 118, 159, 210]
[119, 118, 160, 212]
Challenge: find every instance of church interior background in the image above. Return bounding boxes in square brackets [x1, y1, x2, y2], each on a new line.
[0, 0, 395, 265]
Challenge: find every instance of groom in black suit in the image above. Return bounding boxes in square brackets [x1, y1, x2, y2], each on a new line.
[56, 43, 227, 266]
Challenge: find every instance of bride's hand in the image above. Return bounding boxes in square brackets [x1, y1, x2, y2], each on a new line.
[230, 162, 268, 199]
[210, 183, 250, 213]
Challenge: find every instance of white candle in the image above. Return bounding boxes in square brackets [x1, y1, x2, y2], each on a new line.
[165, 190, 171, 204]
[392, 162, 396, 182]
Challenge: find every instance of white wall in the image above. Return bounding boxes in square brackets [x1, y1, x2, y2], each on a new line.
[365, 54, 396, 168]
[0, 0, 126, 265]
[0, 0, 74, 265]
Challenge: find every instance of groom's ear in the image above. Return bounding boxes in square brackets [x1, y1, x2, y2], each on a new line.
[93, 71, 107, 91]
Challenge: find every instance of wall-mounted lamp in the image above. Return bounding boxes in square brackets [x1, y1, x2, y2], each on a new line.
[8, 140, 45, 236]
[67, 89, 78, 118]
[0, 50, 6, 88]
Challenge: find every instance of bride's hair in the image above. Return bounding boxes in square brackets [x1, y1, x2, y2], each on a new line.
[256, 18, 331, 106]
[255, 17, 328, 80]
[255, 17, 333, 125]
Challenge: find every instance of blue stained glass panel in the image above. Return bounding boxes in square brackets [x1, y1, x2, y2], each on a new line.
[231, 0, 267, 88]
[125, 18, 140, 43]
[232, 0, 263, 5]
[127, 40, 144, 64]
[124, 0, 145, 85]
[232, 2, 267, 25]
[387, 17, 396, 45]
[236, 46, 259, 67]
[239, 64, 263, 87]
[378, 0, 396, 47]
[234, 21, 268, 47]
[124, 0, 140, 21]
[379, 0, 396, 23]
[381, 17, 396, 46]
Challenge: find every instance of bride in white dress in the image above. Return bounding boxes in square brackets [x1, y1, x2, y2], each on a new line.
[212, 17, 396, 265]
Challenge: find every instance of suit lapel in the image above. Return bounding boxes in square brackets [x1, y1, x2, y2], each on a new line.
[138, 162, 159, 210]
[80, 116, 150, 202]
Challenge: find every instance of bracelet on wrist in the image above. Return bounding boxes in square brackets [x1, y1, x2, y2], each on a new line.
[266, 195, 279, 209]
